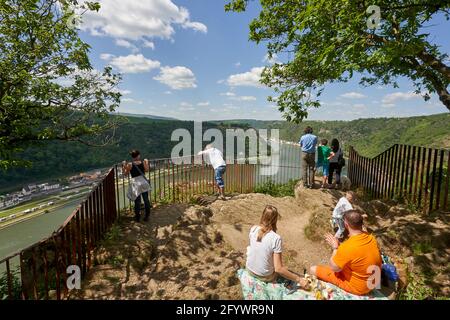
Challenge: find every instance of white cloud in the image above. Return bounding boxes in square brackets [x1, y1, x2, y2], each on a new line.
[197, 101, 210, 106]
[153, 66, 197, 89]
[182, 21, 208, 33]
[381, 91, 421, 107]
[100, 53, 115, 60]
[122, 98, 143, 104]
[81, 0, 207, 41]
[220, 92, 236, 97]
[180, 102, 193, 107]
[340, 92, 367, 99]
[227, 67, 265, 88]
[107, 54, 160, 73]
[142, 40, 155, 50]
[120, 89, 132, 95]
[179, 105, 195, 111]
[230, 95, 257, 102]
[115, 39, 139, 52]
[164, 91, 172, 95]
[235, 62, 241, 67]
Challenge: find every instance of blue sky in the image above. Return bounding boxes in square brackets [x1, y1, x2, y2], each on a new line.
[77, 0, 450, 121]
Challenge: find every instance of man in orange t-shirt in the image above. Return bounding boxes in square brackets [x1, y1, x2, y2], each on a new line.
[310, 210, 382, 296]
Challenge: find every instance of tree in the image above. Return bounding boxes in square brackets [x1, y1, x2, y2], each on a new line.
[226, 0, 450, 122]
[0, 0, 122, 169]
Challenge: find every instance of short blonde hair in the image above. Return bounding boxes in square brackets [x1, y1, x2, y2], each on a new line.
[346, 191, 355, 198]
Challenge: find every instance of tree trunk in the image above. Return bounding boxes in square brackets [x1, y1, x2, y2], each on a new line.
[435, 86, 450, 112]
[418, 51, 450, 82]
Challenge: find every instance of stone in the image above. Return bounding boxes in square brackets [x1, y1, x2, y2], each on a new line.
[294, 181, 308, 200]
[340, 175, 352, 191]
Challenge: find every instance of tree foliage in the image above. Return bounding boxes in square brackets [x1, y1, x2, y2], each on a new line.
[0, 0, 122, 169]
[226, 0, 450, 122]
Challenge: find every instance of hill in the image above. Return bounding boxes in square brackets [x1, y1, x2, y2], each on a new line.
[115, 112, 177, 121]
[234, 113, 450, 157]
[0, 117, 240, 193]
[0, 113, 448, 193]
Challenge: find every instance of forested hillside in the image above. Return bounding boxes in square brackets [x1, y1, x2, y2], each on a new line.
[1, 113, 448, 193]
[0, 117, 244, 192]
[217, 113, 450, 157]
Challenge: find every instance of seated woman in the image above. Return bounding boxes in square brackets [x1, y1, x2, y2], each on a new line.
[246, 205, 308, 289]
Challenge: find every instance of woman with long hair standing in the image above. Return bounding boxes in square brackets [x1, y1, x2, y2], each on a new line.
[328, 139, 343, 189]
[122, 150, 151, 222]
[245, 205, 309, 288]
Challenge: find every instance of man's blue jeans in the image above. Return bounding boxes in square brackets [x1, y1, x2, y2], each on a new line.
[215, 166, 226, 188]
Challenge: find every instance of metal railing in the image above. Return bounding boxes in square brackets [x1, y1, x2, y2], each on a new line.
[1, 147, 303, 300]
[0, 169, 117, 300]
[348, 144, 450, 214]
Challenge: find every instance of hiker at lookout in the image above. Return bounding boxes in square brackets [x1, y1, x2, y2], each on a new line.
[310, 210, 382, 296]
[328, 138, 344, 189]
[122, 150, 151, 222]
[317, 139, 332, 189]
[198, 144, 227, 200]
[299, 126, 318, 189]
[332, 191, 355, 240]
[246, 205, 309, 289]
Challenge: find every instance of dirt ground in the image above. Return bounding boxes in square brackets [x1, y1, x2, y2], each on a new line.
[69, 180, 449, 300]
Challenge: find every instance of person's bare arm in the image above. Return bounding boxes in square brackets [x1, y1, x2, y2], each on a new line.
[324, 233, 342, 272]
[197, 148, 211, 156]
[327, 152, 335, 160]
[122, 162, 132, 176]
[143, 159, 150, 172]
[273, 253, 309, 288]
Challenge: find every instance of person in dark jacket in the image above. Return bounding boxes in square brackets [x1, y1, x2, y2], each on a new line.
[328, 139, 343, 189]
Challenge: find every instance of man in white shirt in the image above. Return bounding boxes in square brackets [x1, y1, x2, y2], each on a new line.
[198, 144, 227, 200]
[332, 191, 355, 239]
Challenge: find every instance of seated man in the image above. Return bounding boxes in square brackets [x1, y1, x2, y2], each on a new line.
[310, 210, 382, 296]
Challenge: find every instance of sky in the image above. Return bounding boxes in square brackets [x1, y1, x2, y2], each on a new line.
[75, 0, 450, 121]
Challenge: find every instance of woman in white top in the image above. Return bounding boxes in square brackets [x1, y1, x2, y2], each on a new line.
[246, 205, 309, 288]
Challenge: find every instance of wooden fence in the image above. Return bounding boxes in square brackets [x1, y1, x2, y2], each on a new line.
[348, 144, 450, 214]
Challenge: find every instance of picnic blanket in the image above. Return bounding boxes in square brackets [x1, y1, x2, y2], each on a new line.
[237, 269, 388, 300]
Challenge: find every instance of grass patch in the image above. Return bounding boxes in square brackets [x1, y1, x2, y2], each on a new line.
[254, 179, 299, 198]
[104, 224, 121, 243]
[304, 210, 330, 242]
[412, 241, 433, 256]
[398, 273, 434, 300]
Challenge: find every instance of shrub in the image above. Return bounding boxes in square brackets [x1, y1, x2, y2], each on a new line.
[254, 179, 299, 197]
[0, 266, 22, 300]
